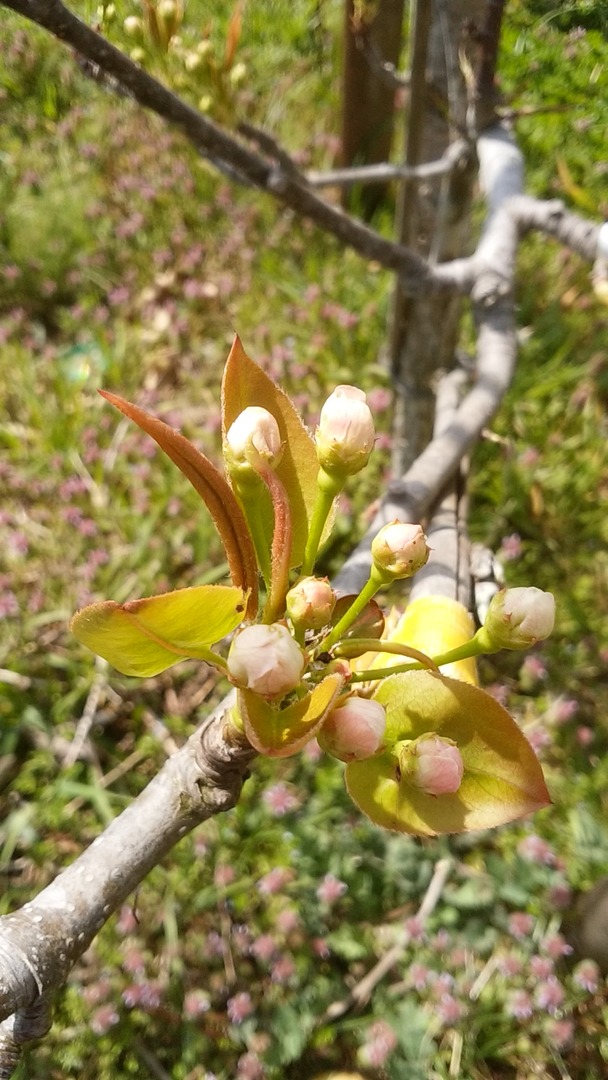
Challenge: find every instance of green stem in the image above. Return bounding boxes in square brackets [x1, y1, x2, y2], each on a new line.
[234, 477, 271, 588]
[301, 469, 342, 577]
[347, 632, 498, 684]
[334, 638, 438, 667]
[318, 574, 381, 652]
[430, 631, 498, 668]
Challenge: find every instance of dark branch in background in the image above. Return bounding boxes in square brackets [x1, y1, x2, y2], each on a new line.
[473, 0, 507, 127]
[1, 2, 599, 285]
[1, 0, 435, 293]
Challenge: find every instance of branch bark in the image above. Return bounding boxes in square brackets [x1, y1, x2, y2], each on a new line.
[0, 704, 253, 1024]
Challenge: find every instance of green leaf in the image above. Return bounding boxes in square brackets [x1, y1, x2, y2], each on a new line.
[345, 670, 550, 836]
[239, 672, 344, 757]
[221, 336, 323, 568]
[71, 585, 247, 677]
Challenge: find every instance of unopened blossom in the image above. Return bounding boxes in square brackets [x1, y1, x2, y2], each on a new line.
[371, 520, 429, 581]
[318, 696, 386, 762]
[483, 587, 555, 650]
[286, 575, 336, 631]
[225, 406, 282, 471]
[315, 384, 375, 477]
[228, 623, 305, 698]
[399, 734, 464, 797]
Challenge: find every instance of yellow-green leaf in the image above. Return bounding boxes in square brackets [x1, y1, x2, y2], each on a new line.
[383, 596, 478, 684]
[71, 585, 247, 677]
[221, 336, 323, 568]
[239, 673, 344, 757]
[345, 670, 550, 836]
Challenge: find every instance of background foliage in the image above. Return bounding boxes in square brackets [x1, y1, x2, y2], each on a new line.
[1, 1, 607, 1076]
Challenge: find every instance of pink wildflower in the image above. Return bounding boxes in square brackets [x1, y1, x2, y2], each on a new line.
[517, 835, 556, 865]
[257, 866, 294, 894]
[534, 978, 565, 1014]
[436, 994, 466, 1025]
[506, 989, 534, 1020]
[262, 782, 299, 816]
[508, 912, 535, 940]
[573, 959, 600, 993]
[316, 873, 348, 904]
[541, 933, 572, 960]
[227, 992, 254, 1024]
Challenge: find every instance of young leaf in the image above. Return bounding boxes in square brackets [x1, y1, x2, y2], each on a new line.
[71, 585, 247, 677]
[99, 391, 258, 617]
[345, 670, 550, 836]
[221, 336, 323, 568]
[239, 672, 344, 757]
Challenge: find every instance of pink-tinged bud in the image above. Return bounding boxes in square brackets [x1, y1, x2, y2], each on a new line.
[227, 623, 305, 698]
[371, 521, 429, 581]
[286, 576, 336, 631]
[318, 696, 386, 762]
[315, 385, 375, 477]
[484, 587, 555, 650]
[399, 734, 464, 796]
[225, 406, 282, 471]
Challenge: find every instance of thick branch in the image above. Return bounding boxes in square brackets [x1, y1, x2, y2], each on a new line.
[0, 706, 254, 1023]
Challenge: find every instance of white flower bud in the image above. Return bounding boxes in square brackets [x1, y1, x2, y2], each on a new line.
[371, 521, 429, 580]
[318, 696, 386, 762]
[227, 623, 305, 698]
[286, 576, 336, 631]
[315, 385, 375, 477]
[483, 587, 555, 650]
[399, 735, 464, 796]
[226, 406, 282, 471]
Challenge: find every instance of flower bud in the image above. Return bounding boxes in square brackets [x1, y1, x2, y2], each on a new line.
[315, 385, 375, 478]
[227, 623, 305, 698]
[371, 521, 429, 581]
[483, 587, 555, 650]
[123, 15, 143, 36]
[286, 576, 336, 631]
[225, 406, 282, 472]
[399, 734, 464, 796]
[318, 696, 386, 762]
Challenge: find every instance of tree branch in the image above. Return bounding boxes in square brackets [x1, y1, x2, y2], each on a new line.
[1, 0, 435, 292]
[0, 704, 254, 1027]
